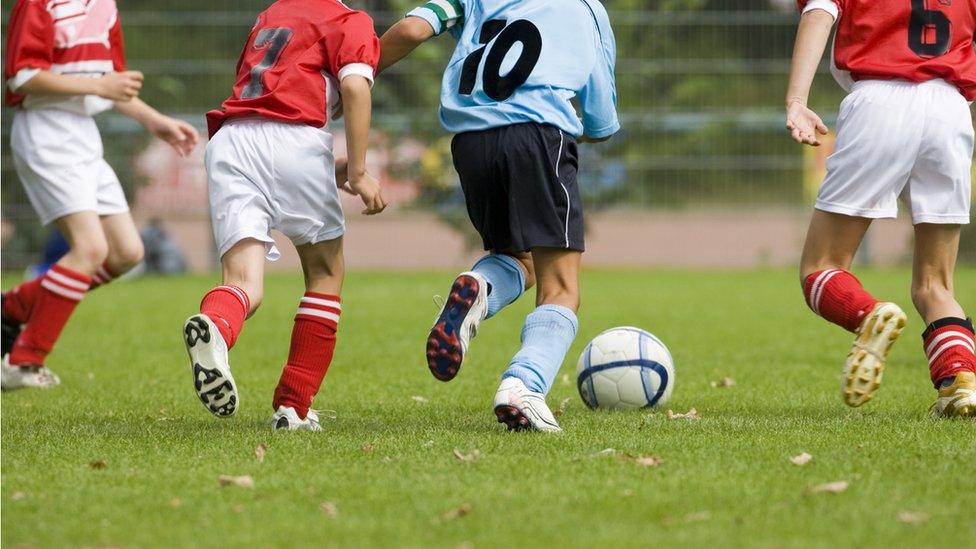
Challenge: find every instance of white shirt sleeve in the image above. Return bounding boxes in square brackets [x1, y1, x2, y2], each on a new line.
[802, 0, 839, 20]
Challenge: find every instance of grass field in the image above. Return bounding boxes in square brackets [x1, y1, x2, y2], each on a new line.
[2, 268, 975, 547]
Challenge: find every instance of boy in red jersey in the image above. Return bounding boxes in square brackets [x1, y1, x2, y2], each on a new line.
[1, 0, 199, 390]
[182, 0, 386, 430]
[786, 0, 975, 417]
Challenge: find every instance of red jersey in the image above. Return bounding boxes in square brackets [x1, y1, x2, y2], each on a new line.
[4, 0, 126, 110]
[798, 0, 976, 100]
[206, 0, 380, 138]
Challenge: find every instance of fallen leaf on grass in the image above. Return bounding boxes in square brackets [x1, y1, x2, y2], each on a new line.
[422, 440, 434, 449]
[621, 489, 635, 497]
[684, 511, 711, 522]
[11, 492, 25, 501]
[218, 475, 254, 488]
[621, 453, 663, 467]
[553, 397, 572, 417]
[897, 511, 930, 524]
[411, 395, 429, 403]
[361, 443, 374, 453]
[710, 377, 735, 388]
[452, 448, 481, 463]
[88, 460, 108, 470]
[321, 501, 339, 518]
[442, 503, 473, 521]
[381, 456, 400, 463]
[254, 443, 267, 462]
[790, 452, 813, 466]
[666, 408, 699, 420]
[807, 480, 848, 494]
[560, 373, 571, 386]
[233, 504, 245, 514]
[169, 498, 182, 508]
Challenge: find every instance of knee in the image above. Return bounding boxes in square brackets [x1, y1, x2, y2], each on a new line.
[71, 238, 110, 273]
[109, 240, 145, 274]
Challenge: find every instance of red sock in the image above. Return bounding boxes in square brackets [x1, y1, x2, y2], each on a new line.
[2, 277, 42, 324]
[199, 285, 250, 349]
[89, 262, 117, 290]
[803, 269, 878, 332]
[923, 317, 976, 388]
[9, 264, 91, 365]
[273, 292, 341, 419]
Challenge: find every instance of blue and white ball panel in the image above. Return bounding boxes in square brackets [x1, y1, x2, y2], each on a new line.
[576, 326, 674, 410]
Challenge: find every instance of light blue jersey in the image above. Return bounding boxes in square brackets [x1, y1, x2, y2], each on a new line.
[406, 0, 619, 139]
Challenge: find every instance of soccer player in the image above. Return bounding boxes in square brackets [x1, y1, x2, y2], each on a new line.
[183, 0, 386, 430]
[787, 1, 975, 417]
[1, 0, 199, 390]
[379, 0, 619, 431]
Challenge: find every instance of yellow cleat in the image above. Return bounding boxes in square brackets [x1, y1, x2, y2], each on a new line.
[842, 302, 907, 407]
[931, 371, 976, 419]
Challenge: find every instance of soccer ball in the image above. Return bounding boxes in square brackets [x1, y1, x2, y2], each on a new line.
[576, 327, 675, 410]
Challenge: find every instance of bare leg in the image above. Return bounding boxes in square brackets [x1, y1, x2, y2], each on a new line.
[296, 237, 344, 295]
[53, 211, 110, 276]
[531, 247, 581, 311]
[219, 239, 266, 316]
[911, 223, 965, 324]
[99, 213, 145, 276]
[799, 209, 872, 282]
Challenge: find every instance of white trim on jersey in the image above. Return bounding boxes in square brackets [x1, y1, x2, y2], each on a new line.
[8, 68, 41, 92]
[50, 60, 114, 75]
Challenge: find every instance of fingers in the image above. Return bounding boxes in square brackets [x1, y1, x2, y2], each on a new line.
[816, 120, 829, 135]
[359, 191, 388, 215]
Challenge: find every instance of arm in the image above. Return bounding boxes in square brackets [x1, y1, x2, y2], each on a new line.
[341, 75, 386, 215]
[377, 17, 435, 75]
[114, 97, 200, 157]
[784, 9, 835, 146]
[578, 4, 620, 143]
[17, 69, 142, 100]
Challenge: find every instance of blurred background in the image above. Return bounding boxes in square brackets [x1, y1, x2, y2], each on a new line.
[2, 0, 974, 275]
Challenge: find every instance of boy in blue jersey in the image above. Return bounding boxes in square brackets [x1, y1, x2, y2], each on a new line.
[379, 0, 619, 431]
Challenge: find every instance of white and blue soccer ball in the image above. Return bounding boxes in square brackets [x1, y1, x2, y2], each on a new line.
[576, 327, 675, 410]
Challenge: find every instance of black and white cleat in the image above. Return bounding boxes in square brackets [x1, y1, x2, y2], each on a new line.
[183, 314, 238, 417]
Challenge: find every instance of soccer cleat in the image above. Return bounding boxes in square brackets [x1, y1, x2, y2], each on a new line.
[493, 377, 562, 432]
[931, 371, 976, 419]
[183, 314, 238, 418]
[1, 294, 23, 358]
[842, 302, 907, 407]
[271, 406, 323, 431]
[1, 355, 60, 390]
[426, 271, 488, 382]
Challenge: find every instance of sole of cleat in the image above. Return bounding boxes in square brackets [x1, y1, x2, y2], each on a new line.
[425, 275, 480, 382]
[494, 404, 532, 432]
[842, 305, 906, 407]
[184, 315, 238, 418]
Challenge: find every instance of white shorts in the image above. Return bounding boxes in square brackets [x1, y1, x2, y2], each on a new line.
[10, 108, 129, 225]
[205, 118, 344, 261]
[816, 79, 973, 225]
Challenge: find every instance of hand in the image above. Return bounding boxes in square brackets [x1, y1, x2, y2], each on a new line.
[330, 94, 343, 121]
[786, 100, 828, 146]
[579, 134, 611, 144]
[334, 157, 356, 195]
[148, 115, 200, 157]
[95, 71, 143, 102]
[347, 172, 388, 215]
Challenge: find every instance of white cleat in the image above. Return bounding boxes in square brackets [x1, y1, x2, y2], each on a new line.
[1, 355, 60, 390]
[183, 314, 238, 417]
[425, 271, 488, 382]
[493, 377, 562, 432]
[842, 302, 907, 407]
[271, 406, 323, 431]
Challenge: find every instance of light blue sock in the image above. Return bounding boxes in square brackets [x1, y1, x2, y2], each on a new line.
[503, 304, 579, 394]
[472, 254, 525, 319]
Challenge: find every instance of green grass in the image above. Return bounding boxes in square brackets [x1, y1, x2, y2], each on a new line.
[2, 269, 975, 547]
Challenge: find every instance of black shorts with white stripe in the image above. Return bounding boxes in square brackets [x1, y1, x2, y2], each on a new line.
[451, 122, 584, 253]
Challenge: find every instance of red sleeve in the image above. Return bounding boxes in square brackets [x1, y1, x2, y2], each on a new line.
[322, 11, 380, 82]
[4, 0, 54, 81]
[109, 13, 126, 71]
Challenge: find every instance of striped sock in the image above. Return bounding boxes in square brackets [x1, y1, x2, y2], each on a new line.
[89, 262, 117, 290]
[273, 292, 341, 419]
[803, 269, 878, 333]
[199, 285, 250, 349]
[922, 317, 976, 388]
[9, 264, 91, 365]
[2, 277, 42, 324]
